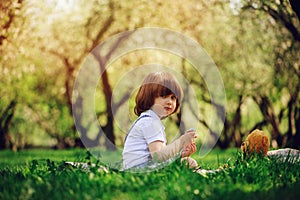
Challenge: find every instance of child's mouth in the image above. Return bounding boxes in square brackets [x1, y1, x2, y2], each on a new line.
[164, 107, 172, 112]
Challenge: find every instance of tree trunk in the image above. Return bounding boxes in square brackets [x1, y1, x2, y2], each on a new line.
[72, 95, 101, 148]
[0, 100, 17, 149]
[286, 82, 300, 148]
[89, 33, 131, 151]
[293, 109, 300, 148]
[217, 95, 243, 149]
[253, 95, 283, 147]
[100, 63, 116, 150]
[289, 0, 300, 21]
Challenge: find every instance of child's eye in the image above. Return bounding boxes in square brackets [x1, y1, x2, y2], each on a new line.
[160, 94, 177, 100]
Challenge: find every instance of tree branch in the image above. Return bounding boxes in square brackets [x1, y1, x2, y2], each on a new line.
[289, 0, 300, 20]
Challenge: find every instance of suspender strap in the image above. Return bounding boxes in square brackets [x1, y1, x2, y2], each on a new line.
[124, 115, 151, 143]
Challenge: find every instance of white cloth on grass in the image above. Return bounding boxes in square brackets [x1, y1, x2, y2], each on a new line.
[267, 148, 300, 163]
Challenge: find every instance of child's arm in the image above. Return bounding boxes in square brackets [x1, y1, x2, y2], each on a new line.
[149, 130, 197, 162]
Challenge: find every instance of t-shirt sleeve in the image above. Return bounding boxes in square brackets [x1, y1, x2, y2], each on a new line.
[138, 118, 165, 145]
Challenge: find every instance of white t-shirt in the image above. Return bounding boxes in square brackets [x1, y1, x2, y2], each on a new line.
[122, 110, 166, 169]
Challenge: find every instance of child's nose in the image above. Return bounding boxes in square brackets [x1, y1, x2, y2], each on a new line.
[166, 97, 173, 104]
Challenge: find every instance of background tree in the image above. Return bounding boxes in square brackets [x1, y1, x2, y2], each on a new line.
[0, 0, 24, 150]
[239, 0, 300, 148]
[1, 0, 299, 150]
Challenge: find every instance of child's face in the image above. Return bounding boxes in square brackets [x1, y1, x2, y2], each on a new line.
[152, 94, 177, 119]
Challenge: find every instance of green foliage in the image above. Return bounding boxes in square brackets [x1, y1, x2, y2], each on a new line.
[0, 149, 300, 200]
[0, 0, 299, 149]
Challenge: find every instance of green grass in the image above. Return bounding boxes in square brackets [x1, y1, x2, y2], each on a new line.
[0, 148, 86, 168]
[1, 148, 300, 200]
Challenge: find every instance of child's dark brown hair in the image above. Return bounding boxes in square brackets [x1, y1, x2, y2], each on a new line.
[134, 71, 183, 116]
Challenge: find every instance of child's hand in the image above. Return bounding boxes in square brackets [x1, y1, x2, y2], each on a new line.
[180, 129, 197, 146]
[181, 143, 197, 158]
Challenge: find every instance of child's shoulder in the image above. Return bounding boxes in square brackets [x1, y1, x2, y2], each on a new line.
[135, 114, 153, 126]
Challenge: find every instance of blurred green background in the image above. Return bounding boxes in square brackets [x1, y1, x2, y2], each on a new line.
[0, 0, 299, 151]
